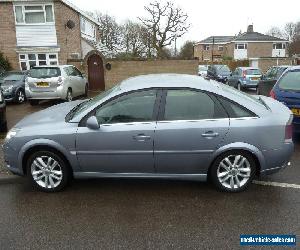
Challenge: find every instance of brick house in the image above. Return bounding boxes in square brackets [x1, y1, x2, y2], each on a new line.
[0, 0, 111, 90]
[194, 25, 289, 68]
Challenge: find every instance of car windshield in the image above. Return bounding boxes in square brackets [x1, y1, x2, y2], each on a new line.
[3, 73, 24, 81]
[29, 67, 61, 79]
[216, 65, 231, 73]
[65, 84, 121, 121]
[246, 69, 261, 75]
[278, 70, 300, 91]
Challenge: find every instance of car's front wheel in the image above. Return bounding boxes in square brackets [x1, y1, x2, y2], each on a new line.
[210, 151, 256, 192]
[15, 89, 25, 104]
[237, 82, 242, 91]
[27, 151, 71, 192]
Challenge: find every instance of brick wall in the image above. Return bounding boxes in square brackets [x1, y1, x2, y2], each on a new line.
[248, 43, 273, 58]
[194, 43, 234, 62]
[104, 60, 198, 89]
[0, 2, 19, 70]
[54, 0, 82, 65]
[255, 58, 294, 73]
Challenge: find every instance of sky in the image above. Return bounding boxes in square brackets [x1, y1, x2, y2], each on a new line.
[69, 0, 300, 47]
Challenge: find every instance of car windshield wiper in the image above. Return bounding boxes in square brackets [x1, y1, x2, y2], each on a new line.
[65, 99, 91, 122]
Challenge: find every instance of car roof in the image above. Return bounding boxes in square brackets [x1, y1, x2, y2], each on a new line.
[238, 67, 260, 70]
[119, 74, 220, 93]
[286, 65, 300, 70]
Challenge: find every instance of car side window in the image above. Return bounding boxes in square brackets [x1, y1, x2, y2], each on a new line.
[73, 67, 82, 77]
[163, 89, 227, 121]
[94, 90, 157, 124]
[217, 97, 256, 118]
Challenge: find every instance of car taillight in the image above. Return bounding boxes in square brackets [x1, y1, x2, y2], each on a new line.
[270, 89, 276, 99]
[242, 70, 246, 79]
[58, 76, 63, 85]
[285, 115, 293, 141]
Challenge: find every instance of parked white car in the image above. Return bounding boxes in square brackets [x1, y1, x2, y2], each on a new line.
[198, 65, 208, 77]
[25, 65, 88, 105]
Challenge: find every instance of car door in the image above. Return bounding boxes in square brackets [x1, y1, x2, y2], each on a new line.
[154, 89, 230, 174]
[75, 89, 160, 173]
[259, 67, 277, 96]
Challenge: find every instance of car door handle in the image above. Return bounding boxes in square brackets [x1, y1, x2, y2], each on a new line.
[201, 132, 219, 138]
[133, 134, 151, 141]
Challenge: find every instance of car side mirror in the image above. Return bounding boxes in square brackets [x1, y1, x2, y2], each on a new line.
[86, 116, 99, 130]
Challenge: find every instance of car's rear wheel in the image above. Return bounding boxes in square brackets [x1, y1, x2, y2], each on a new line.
[29, 100, 39, 106]
[210, 151, 256, 192]
[66, 89, 73, 102]
[15, 89, 25, 104]
[27, 151, 70, 192]
[84, 84, 88, 97]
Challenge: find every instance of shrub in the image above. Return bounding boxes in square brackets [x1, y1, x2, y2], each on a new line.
[0, 51, 12, 72]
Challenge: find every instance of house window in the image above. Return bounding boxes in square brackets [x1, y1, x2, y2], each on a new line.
[203, 45, 210, 51]
[235, 43, 247, 50]
[80, 17, 96, 39]
[19, 53, 58, 70]
[218, 46, 224, 51]
[273, 43, 286, 49]
[14, 4, 54, 24]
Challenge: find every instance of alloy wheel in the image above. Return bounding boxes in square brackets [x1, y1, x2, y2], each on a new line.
[31, 156, 63, 189]
[217, 155, 251, 190]
[17, 90, 25, 103]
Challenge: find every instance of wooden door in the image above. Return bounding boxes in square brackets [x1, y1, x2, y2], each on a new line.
[87, 54, 105, 90]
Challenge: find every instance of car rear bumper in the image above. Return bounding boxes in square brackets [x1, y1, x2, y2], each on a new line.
[25, 86, 66, 100]
[260, 142, 294, 176]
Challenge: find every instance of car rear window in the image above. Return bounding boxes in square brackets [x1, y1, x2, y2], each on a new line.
[216, 65, 231, 73]
[29, 67, 61, 79]
[246, 69, 261, 75]
[278, 70, 300, 91]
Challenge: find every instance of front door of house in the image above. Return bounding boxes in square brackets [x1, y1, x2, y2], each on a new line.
[87, 54, 105, 90]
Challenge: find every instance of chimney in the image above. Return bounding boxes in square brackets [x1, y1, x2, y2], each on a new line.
[247, 24, 254, 33]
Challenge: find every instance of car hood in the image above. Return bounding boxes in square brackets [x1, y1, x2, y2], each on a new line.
[14, 100, 84, 128]
[1, 80, 22, 87]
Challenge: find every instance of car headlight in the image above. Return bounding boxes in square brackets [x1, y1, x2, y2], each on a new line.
[2, 85, 14, 92]
[5, 128, 20, 140]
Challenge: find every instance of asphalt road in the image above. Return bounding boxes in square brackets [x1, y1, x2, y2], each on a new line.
[0, 89, 299, 249]
[0, 179, 299, 249]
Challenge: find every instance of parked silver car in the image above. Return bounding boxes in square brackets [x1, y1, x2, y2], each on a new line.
[3, 74, 293, 193]
[227, 67, 262, 90]
[25, 65, 88, 105]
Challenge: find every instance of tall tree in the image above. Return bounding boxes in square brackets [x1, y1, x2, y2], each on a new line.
[91, 12, 123, 53]
[139, 1, 190, 58]
[266, 26, 283, 38]
[178, 41, 194, 59]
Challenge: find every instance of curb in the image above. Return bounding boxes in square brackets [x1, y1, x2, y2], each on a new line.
[0, 174, 23, 184]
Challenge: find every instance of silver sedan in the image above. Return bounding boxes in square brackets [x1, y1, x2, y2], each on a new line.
[3, 74, 294, 192]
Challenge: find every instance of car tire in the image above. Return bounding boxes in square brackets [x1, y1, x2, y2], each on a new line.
[84, 84, 88, 97]
[237, 83, 242, 91]
[256, 87, 260, 95]
[27, 150, 71, 192]
[66, 89, 73, 102]
[0, 121, 7, 133]
[29, 100, 39, 106]
[210, 151, 256, 193]
[15, 89, 26, 104]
